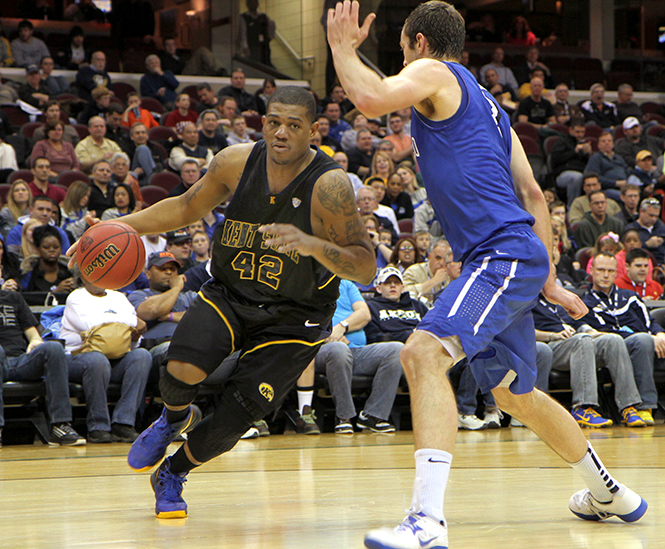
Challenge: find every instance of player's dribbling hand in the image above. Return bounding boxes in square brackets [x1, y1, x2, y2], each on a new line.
[65, 214, 101, 268]
[543, 283, 588, 320]
[327, 0, 376, 50]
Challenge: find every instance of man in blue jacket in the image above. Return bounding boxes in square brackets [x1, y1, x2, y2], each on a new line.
[582, 251, 662, 425]
[140, 55, 179, 108]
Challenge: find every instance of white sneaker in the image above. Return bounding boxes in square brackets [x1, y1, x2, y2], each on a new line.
[509, 417, 524, 427]
[569, 485, 648, 523]
[483, 410, 503, 429]
[240, 427, 259, 439]
[458, 414, 487, 431]
[364, 512, 448, 549]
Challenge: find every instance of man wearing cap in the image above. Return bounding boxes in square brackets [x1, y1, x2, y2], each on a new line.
[580, 84, 618, 129]
[616, 117, 665, 169]
[365, 267, 430, 345]
[18, 64, 52, 108]
[165, 230, 196, 274]
[10, 20, 50, 68]
[626, 198, 665, 265]
[627, 150, 665, 190]
[78, 86, 111, 125]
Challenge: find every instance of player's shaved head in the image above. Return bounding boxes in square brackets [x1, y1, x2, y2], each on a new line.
[267, 86, 316, 124]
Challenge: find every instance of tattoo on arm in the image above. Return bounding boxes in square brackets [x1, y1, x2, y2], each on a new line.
[207, 151, 225, 176]
[323, 245, 357, 277]
[317, 174, 357, 216]
[183, 180, 204, 206]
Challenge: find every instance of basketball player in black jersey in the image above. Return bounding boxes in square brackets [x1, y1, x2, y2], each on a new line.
[101, 86, 376, 518]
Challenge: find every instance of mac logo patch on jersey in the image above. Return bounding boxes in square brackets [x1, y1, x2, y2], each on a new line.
[259, 382, 274, 402]
[292, 197, 302, 208]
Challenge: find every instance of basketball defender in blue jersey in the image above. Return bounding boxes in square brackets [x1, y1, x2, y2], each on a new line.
[329, 2, 647, 548]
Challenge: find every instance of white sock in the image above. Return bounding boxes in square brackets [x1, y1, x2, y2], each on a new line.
[570, 442, 620, 503]
[297, 389, 314, 415]
[410, 448, 452, 523]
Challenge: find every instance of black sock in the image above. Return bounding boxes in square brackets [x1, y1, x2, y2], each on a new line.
[166, 406, 190, 424]
[165, 445, 198, 475]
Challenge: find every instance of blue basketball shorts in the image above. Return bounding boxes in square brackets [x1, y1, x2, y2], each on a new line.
[417, 224, 550, 395]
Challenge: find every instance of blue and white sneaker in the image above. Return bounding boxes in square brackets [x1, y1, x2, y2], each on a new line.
[150, 457, 188, 519]
[128, 405, 202, 472]
[364, 512, 448, 549]
[569, 485, 648, 523]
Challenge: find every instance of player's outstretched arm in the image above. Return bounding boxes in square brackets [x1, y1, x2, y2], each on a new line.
[259, 169, 376, 285]
[118, 145, 252, 236]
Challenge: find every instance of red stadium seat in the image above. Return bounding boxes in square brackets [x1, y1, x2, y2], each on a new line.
[140, 97, 165, 115]
[73, 124, 90, 139]
[141, 185, 168, 206]
[584, 125, 603, 139]
[644, 113, 665, 126]
[613, 125, 625, 140]
[398, 219, 413, 234]
[518, 135, 541, 156]
[543, 135, 560, 157]
[111, 82, 137, 103]
[20, 122, 43, 140]
[0, 184, 11, 205]
[647, 125, 665, 138]
[3, 105, 30, 129]
[548, 123, 569, 135]
[148, 126, 178, 142]
[244, 114, 263, 132]
[149, 171, 181, 192]
[513, 122, 540, 143]
[8, 169, 34, 184]
[640, 102, 662, 115]
[57, 171, 90, 188]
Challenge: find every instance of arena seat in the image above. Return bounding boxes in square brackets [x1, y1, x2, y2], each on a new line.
[3, 105, 30, 129]
[584, 125, 603, 139]
[148, 126, 178, 142]
[111, 82, 136, 103]
[140, 97, 165, 115]
[149, 171, 181, 192]
[398, 219, 413, 234]
[20, 122, 43, 140]
[73, 124, 90, 139]
[141, 185, 168, 205]
[57, 171, 90, 188]
[0, 184, 11, 204]
[513, 122, 540, 143]
[8, 169, 34, 184]
[640, 101, 662, 115]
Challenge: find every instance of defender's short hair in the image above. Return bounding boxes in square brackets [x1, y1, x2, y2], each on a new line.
[403, 1, 465, 61]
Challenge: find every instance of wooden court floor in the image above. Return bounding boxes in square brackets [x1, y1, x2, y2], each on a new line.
[0, 425, 663, 549]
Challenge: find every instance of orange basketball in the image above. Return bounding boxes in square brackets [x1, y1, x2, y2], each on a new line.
[77, 221, 145, 290]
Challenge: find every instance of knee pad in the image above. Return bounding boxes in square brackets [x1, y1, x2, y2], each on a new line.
[159, 369, 199, 407]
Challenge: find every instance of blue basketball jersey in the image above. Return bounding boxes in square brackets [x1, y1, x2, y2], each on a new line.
[410, 61, 534, 263]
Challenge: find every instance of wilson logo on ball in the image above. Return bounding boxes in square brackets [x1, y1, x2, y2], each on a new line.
[83, 243, 121, 277]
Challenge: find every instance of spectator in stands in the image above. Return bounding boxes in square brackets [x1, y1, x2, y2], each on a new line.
[574, 190, 625, 249]
[367, 178, 399, 235]
[216, 96, 239, 135]
[552, 83, 582, 126]
[625, 198, 665, 265]
[33, 101, 80, 145]
[110, 152, 142, 203]
[165, 229, 196, 274]
[517, 68, 553, 102]
[39, 56, 69, 96]
[585, 131, 629, 202]
[615, 248, 663, 300]
[403, 239, 449, 306]
[15, 218, 40, 261]
[413, 198, 443, 238]
[77, 85, 112, 125]
[568, 175, 622, 227]
[18, 64, 52, 109]
[56, 26, 91, 71]
[254, 77, 276, 116]
[341, 113, 371, 153]
[583, 252, 661, 426]
[583, 231, 623, 273]
[614, 83, 643, 124]
[331, 151, 361, 192]
[532, 292, 644, 428]
[614, 183, 641, 225]
[580, 84, 618, 129]
[384, 113, 414, 165]
[86, 159, 116, 216]
[140, 55, 178, 109]
[382, 172, 414, 221]
[158, 37, 185, 75]
[62, 275, 151, 443]
[101, 183, 137, 221]
[467, 13, 501, 43]
[313, 278, 402, 434]
[120, 92, 158, 131]
[11, 20, 50, 68]
[63, 0, 105, 22]
[31, 123, 80, 179]
[0, 236, 20, 291]
[506, 15, 537, 46]
[141, 234, 166, 266]
[516, 76, 555, 130]
[325, 84, 355, 117]
[195, 83, 220, 114]
[0, 289, 85, 446]
[459, 50, 478, 80]
[615, 117, 665, 169]
[75, 51, 111, 103]
[479, 47, 519, 91]
[0, 135, 18, 182]
[21, 224, 75, 293]
[0, 24, 13, 68]
[191, 231, 210, 264]
[217, 68, 258, 115]
[201, 209, 224, 242]
[238, 0, 276, 67]
[168, 159, 200, 198]
[27, 156, 66, 201]
[169, 122, 213, 171]
[6, 195, 69, 257]
[365, 265, 428, 347]
[125, 122, 163, 184]
[225, 117, 253, 146]
[324, 101, 351, 143]
[397, 166, 427, 210]
[197, 110, 228, 155]
[389, 237, 421, 273]
[61, 180, 92, 240]
[75, 116, 121, 173]
[0, 180, 31, 237]
[615, 230, 655, 284]
[362, 214, 391, 274]
[550, 119, 593, 207]
[164, 93, 198, 133]
[516, 47, 553, 87]
[483, 67, 517, 114]
[357, 186, 398, 244]
[317, 115, 342, 153]
[627, 150, 663, 191]
[347, 129, 375, 178]
[369, 150, 394, 183]
[104, 104, 131, 150]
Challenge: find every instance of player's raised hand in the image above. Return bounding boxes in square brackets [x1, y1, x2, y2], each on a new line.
[327, 0, 376, 51]
[259, 223, 318, 256]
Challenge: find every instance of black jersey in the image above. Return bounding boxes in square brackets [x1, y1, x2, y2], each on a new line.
[211, 141, 341, 307]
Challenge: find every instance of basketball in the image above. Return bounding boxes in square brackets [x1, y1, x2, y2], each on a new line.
[76, 221, 145, 290]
